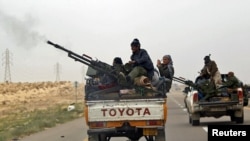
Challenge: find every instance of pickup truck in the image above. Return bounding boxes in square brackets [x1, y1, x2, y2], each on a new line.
[47, 41, 167, 141]
[178, 74, 248, 126]
[84, 67, 167, 141]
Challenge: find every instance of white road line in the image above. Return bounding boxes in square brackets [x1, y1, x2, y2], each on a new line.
[203, 127, 208, 132]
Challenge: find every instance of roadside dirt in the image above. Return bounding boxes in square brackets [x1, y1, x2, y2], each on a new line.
[0, 81, 85, 118]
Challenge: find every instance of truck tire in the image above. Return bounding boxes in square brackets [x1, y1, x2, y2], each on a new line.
[184, 96, 187, 108]
[192, 119, 200, 126]
[243, 98, 248, 106]
[155, 128, 166, 141]
[100, 134, 109, 141]
[88, 134, 108, 141]
[235, 110, 244, 124]
[190, 113, 200, 126]
[188, 115, 192, 124]
[230, 114, 236, 122]
[145, 136, 154, 141]
[88, 135, 99, 141]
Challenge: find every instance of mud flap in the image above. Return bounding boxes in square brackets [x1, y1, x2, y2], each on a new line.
[143, 128, 158, 136]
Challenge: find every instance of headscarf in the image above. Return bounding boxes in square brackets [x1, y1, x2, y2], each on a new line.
[163, 55, 173, 65]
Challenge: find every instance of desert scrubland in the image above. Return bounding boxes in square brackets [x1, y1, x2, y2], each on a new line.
[0, 81, 84, 118]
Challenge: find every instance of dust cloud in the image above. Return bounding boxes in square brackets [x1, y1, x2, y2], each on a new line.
[0, 9, 47, 49]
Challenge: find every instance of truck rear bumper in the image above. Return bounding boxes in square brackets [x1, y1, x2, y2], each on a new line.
[191, 104, 243, 113]
[87, 122, 164, 135]
[88, 121, 137, 135]
[88, 128, 117, 134]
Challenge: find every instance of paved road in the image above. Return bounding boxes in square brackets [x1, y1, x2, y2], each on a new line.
[20, 118, 87, 141]
[20, 91, 250, 141]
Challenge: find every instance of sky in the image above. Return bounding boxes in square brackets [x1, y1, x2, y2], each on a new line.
[0, 0, 250, 84]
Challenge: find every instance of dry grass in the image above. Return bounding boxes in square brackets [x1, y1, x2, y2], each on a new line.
[0, 81, 84, 116]
[0, 81, 85, 141]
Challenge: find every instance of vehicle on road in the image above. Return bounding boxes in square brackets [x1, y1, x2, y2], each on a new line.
[84, 67, 167, 141]
[174, 74, 248, 126]
[48, 41, 168, 141]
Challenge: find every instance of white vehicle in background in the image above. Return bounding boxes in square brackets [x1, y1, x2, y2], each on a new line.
[184, 85, 244, 126]
[174, 74, 248, 126]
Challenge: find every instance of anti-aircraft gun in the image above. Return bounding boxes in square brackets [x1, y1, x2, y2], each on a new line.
[172, 76, 198, 93]
[47, 40, 117, 79]
[173, 76, 196, 88]
[173, 76, 219, 100]
[47, 40, 123, 98]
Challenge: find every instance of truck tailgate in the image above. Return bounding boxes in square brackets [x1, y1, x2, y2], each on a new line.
[198, 100, 239, 106]
[86, 99, 166, 122]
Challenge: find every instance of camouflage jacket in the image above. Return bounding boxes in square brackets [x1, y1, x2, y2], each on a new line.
[223, 76, 240, 89]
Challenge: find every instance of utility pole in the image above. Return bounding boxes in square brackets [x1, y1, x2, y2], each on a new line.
[55, 62, 61, 82]
[2, 49, 12, 83]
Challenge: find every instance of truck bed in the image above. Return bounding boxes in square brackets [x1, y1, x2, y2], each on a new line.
[85, 86, 166, 101]
[198, 96, 239, 106]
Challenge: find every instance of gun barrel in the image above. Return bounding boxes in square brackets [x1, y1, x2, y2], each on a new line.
[173, 76, 196, 88]
[173, 76, 186, 83]
[47, 40, 54, 46]
[47, 40, 117, 79]
[47, 40, 72, 53]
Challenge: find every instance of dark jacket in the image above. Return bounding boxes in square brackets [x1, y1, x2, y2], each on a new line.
[158, 64, 174, 80]
[157, 57, 174, 92]
[130, 49, 154, 78]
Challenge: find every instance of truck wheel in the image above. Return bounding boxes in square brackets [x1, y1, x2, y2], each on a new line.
[192, 119, 200, 126]
[190, 114, 200, 126]
[243, 98, 248, 106]
[155, 128, 166, 141]
[88, 135, 99, 141]
[184, 96, 187, 108]
[147, 136, 154, 141]
[230, 114, 236, 122]
[88, 134, 108, 141]
[100, 134, 109, 141]
[188, 115, 192, 124]
[235, 110, 244, 124]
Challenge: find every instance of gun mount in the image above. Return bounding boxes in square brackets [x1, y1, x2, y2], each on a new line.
[173, 76, 196, 88]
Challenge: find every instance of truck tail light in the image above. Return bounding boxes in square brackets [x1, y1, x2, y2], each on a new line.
[237, 88, 243, 104]
[193, 92, 199, 103]
[146, 120, 162, 126]
[90, 122, 106, 128]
